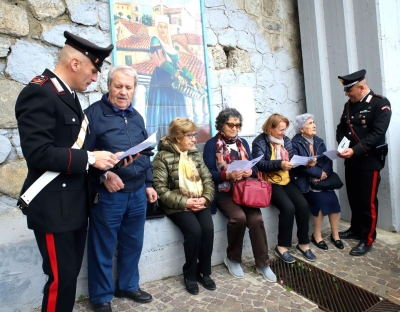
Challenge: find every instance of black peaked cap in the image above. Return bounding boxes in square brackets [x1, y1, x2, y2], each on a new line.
[64, 31, 114, 72]
[338, 69, 366, 91]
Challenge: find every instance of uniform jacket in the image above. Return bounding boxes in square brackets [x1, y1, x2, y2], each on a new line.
[336, 90, 391, 170]
[252, 133, 294, 175]
[291, 134, 333, 193]
[203, 135, 256, 214]
[15, 69, 89, 233]
[152, 138, 214, 215]
[84, 94, 153, 192]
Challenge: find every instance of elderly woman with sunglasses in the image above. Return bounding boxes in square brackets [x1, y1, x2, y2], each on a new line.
[152, 117, 215, 296]
[203, 108, 276, 283]
[252, 113, 317, 263]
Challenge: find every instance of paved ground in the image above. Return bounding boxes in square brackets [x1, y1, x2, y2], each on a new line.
[66, 221, 400, 311]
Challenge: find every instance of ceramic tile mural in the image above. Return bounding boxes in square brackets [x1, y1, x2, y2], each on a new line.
[109, 0, 211, 143]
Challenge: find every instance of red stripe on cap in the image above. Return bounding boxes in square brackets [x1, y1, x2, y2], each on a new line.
[367, 171, 379, 246]
[67, 148, 72, 174]
[45, 234, 59, 312]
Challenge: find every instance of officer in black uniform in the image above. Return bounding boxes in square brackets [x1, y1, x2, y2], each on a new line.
[336, 69, 391, 256]
[15, 32, 119, 312]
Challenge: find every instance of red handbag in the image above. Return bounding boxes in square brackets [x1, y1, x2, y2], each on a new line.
[232, 173, 272, 208]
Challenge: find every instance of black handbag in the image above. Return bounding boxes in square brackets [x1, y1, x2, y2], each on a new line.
[146, 199, 165, 219]
[310, 172, 343, 191]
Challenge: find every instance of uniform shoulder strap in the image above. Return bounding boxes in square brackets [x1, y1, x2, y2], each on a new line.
[29, 75, 48, 86]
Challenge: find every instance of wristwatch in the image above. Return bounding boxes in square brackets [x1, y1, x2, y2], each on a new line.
[100, 171, 109, 184]
[88, 152, 96, 165]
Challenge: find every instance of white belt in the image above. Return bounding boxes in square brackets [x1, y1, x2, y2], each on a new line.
[19, 115, 89, 208]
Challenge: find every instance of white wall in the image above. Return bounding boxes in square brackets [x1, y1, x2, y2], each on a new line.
[297, 0, 399, 231]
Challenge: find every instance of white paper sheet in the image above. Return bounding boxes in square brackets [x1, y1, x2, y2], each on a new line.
[337, 136, 350, 153]
[226, 155, 263, 173]
[117, 131, 158, 160]
[290, 155, 317, 168]
[323, 150, 340, 160]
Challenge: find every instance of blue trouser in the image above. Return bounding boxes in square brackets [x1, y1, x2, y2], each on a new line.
[88, 186, 147, 305]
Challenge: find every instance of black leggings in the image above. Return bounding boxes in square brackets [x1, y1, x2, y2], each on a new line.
[271, 181, 310, 247]
[168, 208, 214, 281]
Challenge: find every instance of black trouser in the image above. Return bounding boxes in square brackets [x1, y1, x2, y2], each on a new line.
[168, 209, 214, 281]
[345, 167, 380, 246]
[271, 181, 310, 247]
[34, 223, 87, 312]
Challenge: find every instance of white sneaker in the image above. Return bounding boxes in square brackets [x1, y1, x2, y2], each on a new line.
[224, 257, 244, 278]
[256, 265, 277, 282]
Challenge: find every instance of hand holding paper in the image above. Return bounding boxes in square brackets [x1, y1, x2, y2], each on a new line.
[290, 155, 317, 168]
[226, 155, 263, 173]
[117, 131, 157, 160]
[323, 136, 351, 160]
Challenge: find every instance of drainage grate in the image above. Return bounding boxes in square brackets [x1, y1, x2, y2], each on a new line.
[270, 258, 400, 312]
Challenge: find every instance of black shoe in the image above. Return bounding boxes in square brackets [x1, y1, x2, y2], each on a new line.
[274, 246, 295, 263]
[114, 288, 152, 303]
[296, 244, 317, 262]
[339, 228, 360, 240]
[330, 234, 344, 249]
[185, 280, 199, 295]
[93, 302, 112, 312]
[349, 241, 371, 256]
[311, 234, 328, 251]
[196, 275, 216, 291]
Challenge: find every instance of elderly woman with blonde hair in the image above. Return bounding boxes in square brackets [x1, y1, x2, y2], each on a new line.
[152, 117, 215, 295]
[292, 114, 343, 251]
[252, 113, 317, 263]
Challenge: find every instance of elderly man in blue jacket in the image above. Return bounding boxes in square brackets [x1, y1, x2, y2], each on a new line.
[84, 65, 158, 312]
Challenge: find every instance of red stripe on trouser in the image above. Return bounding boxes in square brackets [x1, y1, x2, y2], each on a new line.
[367, 170, 379, 246]
[45, 234, 59, 312]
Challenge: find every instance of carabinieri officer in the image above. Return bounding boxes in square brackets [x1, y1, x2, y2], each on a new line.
[336, 69, 391, 256]
[15, 31, 118, 312]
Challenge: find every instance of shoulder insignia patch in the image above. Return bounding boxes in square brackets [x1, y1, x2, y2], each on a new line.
[29, 75, 48, 86]
[50, 77, 65, 93]
[381, 105, 391, 111]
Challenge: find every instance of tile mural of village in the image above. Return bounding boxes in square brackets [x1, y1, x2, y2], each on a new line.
[111, 0, 211, 142]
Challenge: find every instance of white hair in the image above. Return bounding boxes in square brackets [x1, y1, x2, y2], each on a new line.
[294, 113, 314, 133]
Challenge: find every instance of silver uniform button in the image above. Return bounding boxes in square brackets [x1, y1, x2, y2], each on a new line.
[62, 183, 66, 187]
[351, 116, 354, 119]
[72, 118, 75, 122]
[349, 132, 351, 135]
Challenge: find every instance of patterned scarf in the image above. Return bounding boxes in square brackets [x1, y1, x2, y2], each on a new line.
[303, 136, 314, 156]
[174, 144, 203, 198]
[268, 135, 289, 161]
[215, 131, 249, 192]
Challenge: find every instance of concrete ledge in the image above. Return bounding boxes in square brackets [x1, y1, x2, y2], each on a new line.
[0, 204, 286, 311]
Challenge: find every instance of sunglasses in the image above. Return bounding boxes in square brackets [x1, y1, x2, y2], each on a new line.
[225, 123, 242, 129]
[185, 133, 199, 139]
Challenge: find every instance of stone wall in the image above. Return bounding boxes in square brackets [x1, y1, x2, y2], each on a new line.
[0, 0, 306, 310]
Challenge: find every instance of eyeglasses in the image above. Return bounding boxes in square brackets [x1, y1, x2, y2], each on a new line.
[185, 133, 199, 139]
[225, 123, 242, 129]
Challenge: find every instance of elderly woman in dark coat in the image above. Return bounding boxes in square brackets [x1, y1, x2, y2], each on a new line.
[292, 114, 343, 250]
[252, 113, 316, 263]
[152, 118, 215, 296]
[203, 108, 276, 283]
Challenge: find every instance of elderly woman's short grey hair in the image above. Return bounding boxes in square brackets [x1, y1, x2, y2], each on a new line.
[215, 108, 243, 131]
[107, 65, 138, 89]
[294, 113, 314, 133]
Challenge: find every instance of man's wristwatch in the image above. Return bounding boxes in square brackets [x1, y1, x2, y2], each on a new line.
[88, 152, 96, 165]
[100, 171, 109, 184]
